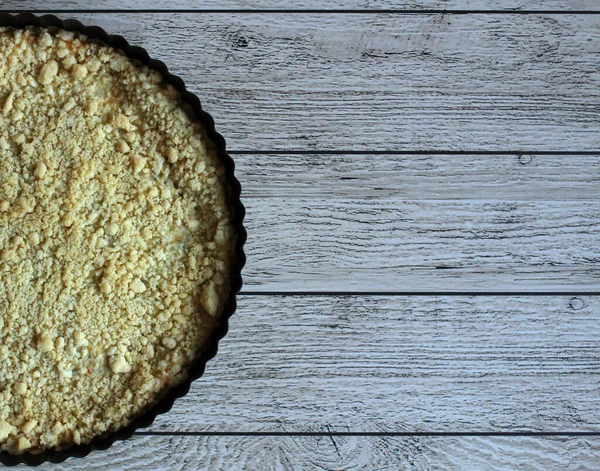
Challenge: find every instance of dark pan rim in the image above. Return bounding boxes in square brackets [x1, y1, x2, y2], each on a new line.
[0, 12, 247, 466]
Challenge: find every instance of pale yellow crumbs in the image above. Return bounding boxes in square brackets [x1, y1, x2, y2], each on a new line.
[0, 27, 235, 454]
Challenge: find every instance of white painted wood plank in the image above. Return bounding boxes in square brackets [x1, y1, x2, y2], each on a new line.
[20, 13, 600, 151]
[233, 153, 600, 291]
[5, 1, 598, 11]
[29, 435, 600, 471]
[242, 199, 600, 291]
[146, 296, 600, 432]
[236, 153, 600, 200]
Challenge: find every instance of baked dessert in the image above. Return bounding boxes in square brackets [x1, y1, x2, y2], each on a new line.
[0, 27, 236, 454]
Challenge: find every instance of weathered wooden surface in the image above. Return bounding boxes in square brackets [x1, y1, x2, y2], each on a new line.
[5, 3, 600, 469]
[9, 13, 600, 151]
[31, 435, 600, 471]
[147, 295, 600, 432]
[5, 1, 599, 11]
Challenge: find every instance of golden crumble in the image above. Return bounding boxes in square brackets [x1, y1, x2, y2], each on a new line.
[0, 27, 236, 454]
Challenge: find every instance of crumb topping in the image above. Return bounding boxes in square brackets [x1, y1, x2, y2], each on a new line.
[0, 27, 235, 454]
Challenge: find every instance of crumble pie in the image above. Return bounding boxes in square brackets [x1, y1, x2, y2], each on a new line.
[0, 27, 235, 454]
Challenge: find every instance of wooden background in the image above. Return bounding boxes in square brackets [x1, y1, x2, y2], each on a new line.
[5, 1, 600, 469]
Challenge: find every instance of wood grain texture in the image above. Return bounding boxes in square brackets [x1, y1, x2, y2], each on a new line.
[242, 200, 600, 291]
[2, 7, 599, 469]
[230, 153, 600, 291]
[235, 153, 600, 201]
[232, 153, 600, 291]
[29, 435, 600, 471]
[5, 1, 599, 11]
[18, 13, 600, 151]
[144, 295, 600, 432]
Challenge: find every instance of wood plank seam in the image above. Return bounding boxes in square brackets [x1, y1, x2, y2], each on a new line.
[133, 431, 600, 436]
[5, 9, 600, 14]
[229, 151, 600, 155]
[238, 292, 600, 296]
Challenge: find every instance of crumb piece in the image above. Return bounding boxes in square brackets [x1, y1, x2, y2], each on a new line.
[87, 57, 100, 72]
[34, 161, 47, 180]
[62, 214, 74, 227]
[63, 97, 76, 111]
[106, 223, 119, 236]
[37, 336, 54, 353]
[28, 232, 40, 245]
[142, 344, 154, 358]
[130, 278, 146, 294]
[13, 383, 26, 395]
[85, 99, 98, 115]
[123, 131, 138, 144]
[109, 355, 131, 374]
[71, 63, 88, 79]
[3, 90, 15, 114]
[38, 32, 53, 48]
[26, 74, 39, 87]
[22, 420, 37, 434]
[0, 421, 13, 441]
[166, 148, 178, 163]
[73, 331, 86, 347]
[141, 227, 153, 240]
[117, 140, 130, 153]
[18, 196, 35, 213]
[113, 113, 135, 131]
[62, 55, 77, 68]
[52, 422, 63, 436]
[109, 59, 123, 72]
[202, 282, 219, 317]
[16, 436, 31, 452]
[130, 155, 145, 173]
[174, 314, 187, 324]
[99, 278, 112, 295]
[0, 201, 8, 212]
[162, 337, 177, 349]
[38, 60, 59, 85]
